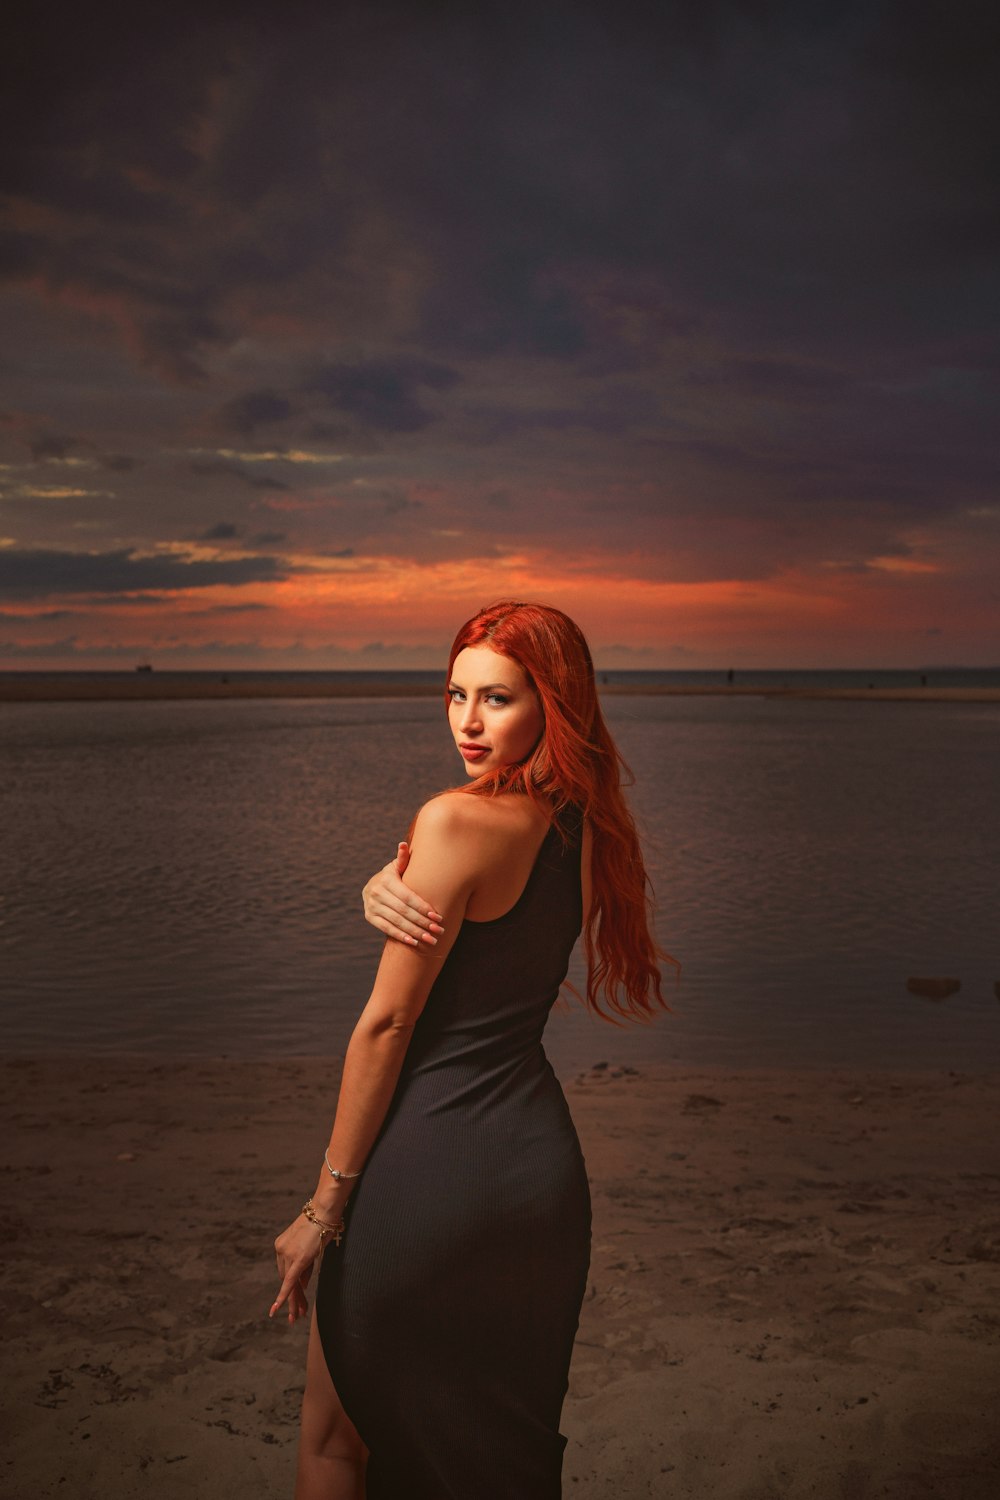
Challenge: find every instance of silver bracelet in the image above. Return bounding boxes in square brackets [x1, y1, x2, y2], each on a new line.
[324, 1149, 362, 1182]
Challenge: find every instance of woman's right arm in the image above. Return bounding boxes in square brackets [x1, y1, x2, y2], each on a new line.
[272, 796, 481, 1321]
[362, 841, 445, 946]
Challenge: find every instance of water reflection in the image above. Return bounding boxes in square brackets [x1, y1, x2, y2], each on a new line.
[1, 694, 997, 1071]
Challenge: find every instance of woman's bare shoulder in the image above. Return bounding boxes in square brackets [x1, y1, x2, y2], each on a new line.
[412, 791, 548, 850]
[413, 790, 482, 834]
[408, 792, 491, 861]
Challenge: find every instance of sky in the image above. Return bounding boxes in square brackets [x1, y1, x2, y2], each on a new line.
[1, 0, 997, 670]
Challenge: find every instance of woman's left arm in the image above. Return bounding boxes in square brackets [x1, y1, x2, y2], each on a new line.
[270, 796, 483, 1323]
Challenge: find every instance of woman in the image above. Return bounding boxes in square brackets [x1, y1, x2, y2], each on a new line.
[272, 600, 669, 1500]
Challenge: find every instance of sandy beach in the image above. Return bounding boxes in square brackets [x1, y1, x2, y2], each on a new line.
[1, 673, 999, 704]
[3, 1056, 999, 1498]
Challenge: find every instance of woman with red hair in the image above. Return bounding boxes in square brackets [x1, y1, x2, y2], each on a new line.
[272, 601, 670, 1499]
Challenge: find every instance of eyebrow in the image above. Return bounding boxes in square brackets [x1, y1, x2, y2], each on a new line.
[448, 680, 515, 693]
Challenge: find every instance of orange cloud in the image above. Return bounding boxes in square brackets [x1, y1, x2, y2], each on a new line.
[3, 534, 994, 670]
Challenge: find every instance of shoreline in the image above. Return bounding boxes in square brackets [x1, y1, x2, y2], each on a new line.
[4, 1054, 999, 1498]
[1, 675, 998, 705]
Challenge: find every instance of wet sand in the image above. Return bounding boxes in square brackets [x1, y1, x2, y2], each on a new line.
[1, 673, 998, 704]
[3, 1056, 999, 1498]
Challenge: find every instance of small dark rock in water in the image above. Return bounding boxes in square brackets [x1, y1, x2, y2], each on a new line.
[906, 976, 961, 1000]
[591, 1061, 609, 1071]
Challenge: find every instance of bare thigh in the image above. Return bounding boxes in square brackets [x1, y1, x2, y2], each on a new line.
[295, 1307, 367, 1499]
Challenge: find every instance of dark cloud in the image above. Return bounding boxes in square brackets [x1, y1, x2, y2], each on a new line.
[0, 608, 77, 622]
[82, 593, 184, 607]
[302, 359, 461, 433]
[251, 530, 287, 546]
[4, 4, 994, 381]
[0, 635, 82, 658]
[200, 521, 239, 540]
[20, 430, 138, 473]
[180, 601, 273, 616]
[0, 631, 269, 661]
[189, 459, 289, 491]
[5, 2, 997, 376]
[217, 389, 295, 437]
[361, 640, 408, 655]
[464, 382, 659, 443]
[685, 359, 857, 399]
[28, 432, 84, 462]
[374, 491, 422, 517]
[0, 547, 288, 599]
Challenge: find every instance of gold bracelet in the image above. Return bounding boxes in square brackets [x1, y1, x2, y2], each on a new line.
[302, 1198, 345, 1248]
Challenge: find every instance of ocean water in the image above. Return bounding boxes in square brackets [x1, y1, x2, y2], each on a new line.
[0, 692, 997, 1074]
[7, 666, 1000, 694]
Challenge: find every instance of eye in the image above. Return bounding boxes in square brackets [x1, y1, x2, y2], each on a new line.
[448, 688, 466, 702]
[486, 693, 510, 707]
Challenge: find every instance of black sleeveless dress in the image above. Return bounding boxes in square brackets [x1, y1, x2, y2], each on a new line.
[315, 808, 592, 1499]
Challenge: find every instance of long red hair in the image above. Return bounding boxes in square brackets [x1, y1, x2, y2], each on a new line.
[446, 600, 676, 1023]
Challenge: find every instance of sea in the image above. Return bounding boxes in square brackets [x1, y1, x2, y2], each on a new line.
[1, 670, 998, 1076]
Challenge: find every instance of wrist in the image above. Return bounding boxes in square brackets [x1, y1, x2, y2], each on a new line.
[321, 1150, 363, 1187]
[301, 1197, 345, 1249]
[312, 1182, 349, 1218]
[313, 1153, 362, 1219]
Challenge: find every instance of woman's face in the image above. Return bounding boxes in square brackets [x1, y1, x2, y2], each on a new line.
[447, 646, 544, 777]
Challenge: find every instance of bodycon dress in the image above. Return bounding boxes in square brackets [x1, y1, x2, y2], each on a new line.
[315, 806, 592, 1499]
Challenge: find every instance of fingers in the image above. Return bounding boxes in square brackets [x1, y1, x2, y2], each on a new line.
[362, 855, 444, 946]
[287, 1279, 310, 1324]
[271, 1232, 314, 1322]
[390, 883, 444, 938]
[394, 841, 411, 875]
[378, 904, 444, 946]
[270, 1268, 298, 1319]
[271, 1266, 311, 1322]
[363, 874, 442, 931]
[389, 868, 438, 916]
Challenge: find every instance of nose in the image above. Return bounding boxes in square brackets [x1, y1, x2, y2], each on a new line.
[458, 698, 483, 735]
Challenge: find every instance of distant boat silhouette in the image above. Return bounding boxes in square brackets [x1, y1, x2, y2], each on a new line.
[135, 662, 154, 673]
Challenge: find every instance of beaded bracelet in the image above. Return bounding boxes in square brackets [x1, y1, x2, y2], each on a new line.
[323, 1150, 362, 1183]
[302, 1198, 345, 1248]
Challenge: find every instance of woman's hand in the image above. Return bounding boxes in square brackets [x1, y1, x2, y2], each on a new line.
[362, 842, 444, 947]
[270, 1213, 326, 1326]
